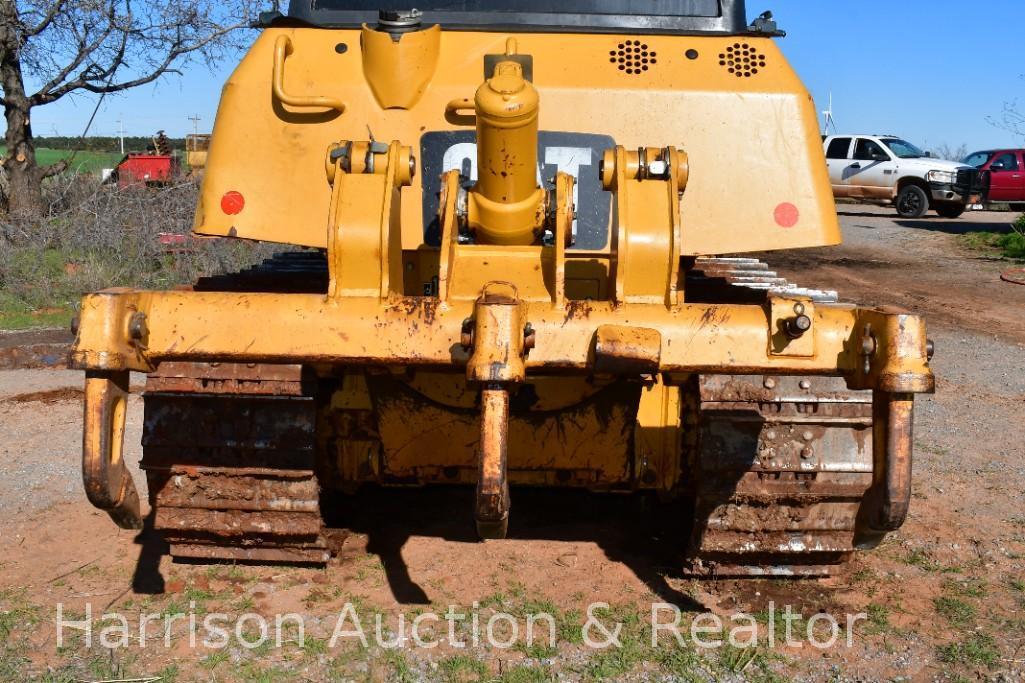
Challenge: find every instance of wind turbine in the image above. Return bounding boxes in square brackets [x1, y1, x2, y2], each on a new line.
[822, 92, 837, 134]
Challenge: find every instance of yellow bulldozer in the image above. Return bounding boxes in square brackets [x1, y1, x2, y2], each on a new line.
[71, 1, 934, 577]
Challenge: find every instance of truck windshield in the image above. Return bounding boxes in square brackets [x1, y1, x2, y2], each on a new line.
[962, 151, 992, 168]
[882, 139, 925, 159]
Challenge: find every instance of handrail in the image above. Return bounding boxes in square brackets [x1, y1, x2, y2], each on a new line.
[273, 35, 347, 112]
[444, 97, 476, 126]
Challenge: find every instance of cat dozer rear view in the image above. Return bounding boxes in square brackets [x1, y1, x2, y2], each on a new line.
[71, 0, 934, 576]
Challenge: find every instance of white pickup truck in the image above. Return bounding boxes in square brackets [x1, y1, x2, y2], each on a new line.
[822, 134, 984, 218]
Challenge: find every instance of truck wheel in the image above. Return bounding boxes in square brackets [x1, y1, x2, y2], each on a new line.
[896, 185, 929, 218]
[935, 203, 966, 219]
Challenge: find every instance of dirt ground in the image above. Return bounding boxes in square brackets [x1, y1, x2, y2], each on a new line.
[1, 205, 1023, 682]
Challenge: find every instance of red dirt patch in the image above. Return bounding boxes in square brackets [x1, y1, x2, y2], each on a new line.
[5, 387, 84, 404]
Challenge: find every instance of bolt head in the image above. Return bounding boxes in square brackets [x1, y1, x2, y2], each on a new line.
[799, 379, 811, 390]
[763, 377, 777, 390]
[460, 318, 474, 349]
[128, 312, 148, 341]
[523, 324, 536, 351]
[802, 430, 815, 442]
[647, 159, 669, 177]
[800, 446, 815, 459]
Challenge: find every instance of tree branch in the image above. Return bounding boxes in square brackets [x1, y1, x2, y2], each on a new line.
[39, 18, 246, 104]
[25, 2, 252, 107]
[25, 0, 71, 37]
[41, 159, 70, 178]
[31, 20, 117, 105]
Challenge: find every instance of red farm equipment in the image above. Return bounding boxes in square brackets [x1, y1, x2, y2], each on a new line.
[109, 131, 181, 188]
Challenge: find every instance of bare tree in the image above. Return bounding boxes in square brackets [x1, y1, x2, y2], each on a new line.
[931, 143, 968, 162]
[989, 100, 1025, 141]
[0, 0, 267, 216]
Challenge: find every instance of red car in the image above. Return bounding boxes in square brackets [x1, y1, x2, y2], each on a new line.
[963, 149, 1025, 209]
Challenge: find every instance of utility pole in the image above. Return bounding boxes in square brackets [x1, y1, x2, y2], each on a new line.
[117, 116, 125, 154]
[188, 114, 202, 136]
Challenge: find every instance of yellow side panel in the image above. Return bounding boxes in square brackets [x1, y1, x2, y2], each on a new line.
[196, 29, 838, 256]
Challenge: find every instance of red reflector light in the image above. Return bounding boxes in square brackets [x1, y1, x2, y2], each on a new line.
[774, 202, 799, 228]
[221, 191, 245, 215]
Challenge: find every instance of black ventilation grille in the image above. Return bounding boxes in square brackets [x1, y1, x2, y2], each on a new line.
[719, 42, 766, 77]
[609, 40, 657, 75]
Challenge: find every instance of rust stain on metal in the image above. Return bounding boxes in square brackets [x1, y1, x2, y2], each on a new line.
[388, 296, 441, 326]
[857, 393, 914, 536]
[562, 299, 594, 323]
[476, 386, 511, 538]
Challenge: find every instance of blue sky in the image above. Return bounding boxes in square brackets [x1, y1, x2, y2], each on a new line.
[29, 0, 1025, 154]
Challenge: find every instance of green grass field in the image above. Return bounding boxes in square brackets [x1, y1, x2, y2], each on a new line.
[960, 214, 1025, 260]
[0, 305, 73, 331]
[0, 146, 123, 174]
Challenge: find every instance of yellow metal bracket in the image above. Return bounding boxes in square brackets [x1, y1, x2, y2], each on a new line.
[435, 170, 574, 305]
[602, 146, 689, 307]
[551, 172, 575, 308]
[326, 140, 414, 299]
[768, 296, 815, 357]
[849, 310, 934, 394]
[71, 289, 154, 373]
[436, 170, 461, 302]
[465, 281, 527, 384]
